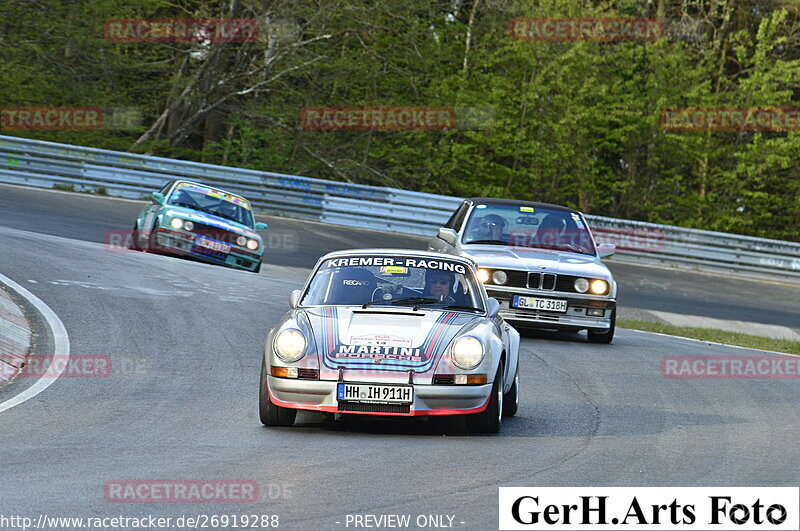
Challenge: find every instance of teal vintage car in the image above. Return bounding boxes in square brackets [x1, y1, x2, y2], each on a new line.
[131, 180, 268, 273]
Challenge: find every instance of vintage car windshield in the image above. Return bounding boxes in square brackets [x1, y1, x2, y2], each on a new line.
[167, 182, 254, 228]
[462, 203, 596, 255]
[302, 255, 485, 311]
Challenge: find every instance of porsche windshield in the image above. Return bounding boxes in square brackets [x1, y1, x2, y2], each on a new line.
[302, 255, 485, 311]
[167, 182, 254, 228]
[462, 203, 596, 255]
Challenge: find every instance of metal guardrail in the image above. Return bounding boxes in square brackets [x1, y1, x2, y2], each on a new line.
[1, 134, 799, 283]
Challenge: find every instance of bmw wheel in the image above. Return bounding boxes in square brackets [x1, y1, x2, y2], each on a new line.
[587, 308, 616, 344]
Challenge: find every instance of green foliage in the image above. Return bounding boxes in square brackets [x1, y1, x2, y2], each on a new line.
[2, 0, 799, 241]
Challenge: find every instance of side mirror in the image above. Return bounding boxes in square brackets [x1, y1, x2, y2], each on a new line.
[151, 191, 165, 204]
[437, 227, 458, 246]
[486, 297, 500, 318]
[597, 242, 616, 258]
[255, 222, 268, 232]
[289, 289, 302, 309]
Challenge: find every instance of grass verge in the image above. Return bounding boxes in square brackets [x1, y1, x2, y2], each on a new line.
[618, 319, 800, 355]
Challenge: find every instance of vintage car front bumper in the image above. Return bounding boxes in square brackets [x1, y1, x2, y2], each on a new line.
[267, 376, 492, 417]
[152, 229, 261, 271]
[485, 287, 615, 331]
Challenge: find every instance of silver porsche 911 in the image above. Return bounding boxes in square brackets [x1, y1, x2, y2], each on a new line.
[428, 198, 618, 343]
[259, 249, 521, 433]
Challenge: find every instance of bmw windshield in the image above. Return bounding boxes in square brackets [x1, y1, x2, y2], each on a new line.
[167, 182, 255, 228]
[462, 203, 596, 255]
[302, 255, 485, 312]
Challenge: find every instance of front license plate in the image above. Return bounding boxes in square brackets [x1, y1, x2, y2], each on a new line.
[337, 383, 413, 404]
[196, 237, 231, 254]
[512, 295, 568, 313]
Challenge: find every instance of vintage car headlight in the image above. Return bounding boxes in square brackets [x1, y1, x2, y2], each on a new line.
[477, 269, 490, 283]
[451, 336, 484, 369]
[183, 220, 194, 231]
[169, 217, 184, 230]
[273, 328, 306, 362]
[574, 278, 590, 293]
[491, 270, 508, 285]
[236, 235, 247, 246]
[246, 239, 259, 250]
[589, 279, 609, 295]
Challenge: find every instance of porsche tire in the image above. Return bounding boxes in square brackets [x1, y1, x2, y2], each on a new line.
[502, 368, 519, 418]
[259, 357, 296, 427]
[467, 362, 503, 434]
[587, 308, 616, 344]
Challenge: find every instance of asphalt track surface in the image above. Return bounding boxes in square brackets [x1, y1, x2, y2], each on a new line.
[1, 184, 800, 530]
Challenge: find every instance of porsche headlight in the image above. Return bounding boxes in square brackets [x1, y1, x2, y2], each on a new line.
[246, 239, 259, 250]
[589, 279, 609, 295]
[273, 328, 306, 362]
[451, 336, 484, 369]
[574, 278, 589, 293]
[169, 217, 184, 230]
[477, 269, 490, 283]
[491, 270, 508, 285]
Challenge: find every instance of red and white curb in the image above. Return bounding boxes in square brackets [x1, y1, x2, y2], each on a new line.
[0, 286, 32, 384]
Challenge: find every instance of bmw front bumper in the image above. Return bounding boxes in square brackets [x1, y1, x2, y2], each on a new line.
[152, 229, 261, 272]
[486, 288, 615, 331]
[267, 376, 492, 417]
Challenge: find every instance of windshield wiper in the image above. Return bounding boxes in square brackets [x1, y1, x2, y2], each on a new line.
[362, 297, 439, 310]
[467, 239, 507, 245]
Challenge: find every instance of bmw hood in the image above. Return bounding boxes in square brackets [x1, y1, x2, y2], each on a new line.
[164, 206, 259, 239]
[462, 245, 611, 280]
[305, 307, 480, 377]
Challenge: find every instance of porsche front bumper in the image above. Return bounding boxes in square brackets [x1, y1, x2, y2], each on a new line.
[267, 376, 492, 417]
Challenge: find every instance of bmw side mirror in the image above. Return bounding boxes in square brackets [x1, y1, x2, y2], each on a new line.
[151, 191, 165, 204]
[437, 227, 458, 246]
[255, 222, 268, 232]
[289, 289, 302, 309]
[597, 243, 616, 258]
[486, 298, 500, 318]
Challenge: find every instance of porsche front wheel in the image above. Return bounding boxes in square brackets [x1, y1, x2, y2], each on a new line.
[466, 362, 503, 434]
[259, 357, 296, 427]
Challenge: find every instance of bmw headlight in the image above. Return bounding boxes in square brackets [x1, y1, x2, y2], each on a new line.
[246, 239, 259, 251]
[491, 270, 508, 285]
[574, 278, 589, 293]
[169, 217, 184, 230]
[183, 220, 194, 231]
[273, 328, 306, 362]
[451, 336, 484, 369]
[589, 279, 609, 295]
[477, 269, 490, 283]
[236, 235, 247, 246]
